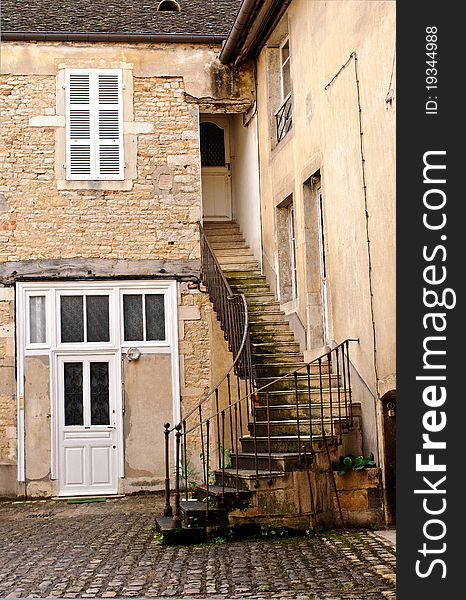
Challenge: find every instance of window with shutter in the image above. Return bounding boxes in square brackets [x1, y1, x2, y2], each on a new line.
[65, 69, 124, 181]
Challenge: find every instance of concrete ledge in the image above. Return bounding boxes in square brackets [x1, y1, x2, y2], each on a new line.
[29, 115, 65, 128]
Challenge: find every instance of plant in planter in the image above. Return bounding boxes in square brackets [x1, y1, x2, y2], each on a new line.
[332, 453, 375, 475]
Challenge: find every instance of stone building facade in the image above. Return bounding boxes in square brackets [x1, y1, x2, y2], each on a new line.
[0, 0, 248, 498]
[1, 0, 396, 524]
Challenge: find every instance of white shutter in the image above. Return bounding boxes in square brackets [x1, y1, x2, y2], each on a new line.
[65, 69, 124, 181]
[66, 71, 94, 179]
[96, 71, 124, 180]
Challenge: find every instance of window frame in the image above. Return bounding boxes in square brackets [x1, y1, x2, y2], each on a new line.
[280, 37, 291, 102]
[273, 36, 293, 144]
[120, 289, 169, 347]
[56, 289, 116, 349]
[24, 290, 52, 350]
[288, 203, 298, 300]
[18, 282, 175, 355]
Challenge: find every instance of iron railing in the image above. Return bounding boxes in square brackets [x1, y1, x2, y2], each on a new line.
[275, 93, 293, 142]
[163, 223, 255, 525]
[161, 221, 359, 527]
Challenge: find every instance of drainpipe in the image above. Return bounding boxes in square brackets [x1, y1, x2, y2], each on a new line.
[1, 31, 226, 44]
[219, 0, 259, 64]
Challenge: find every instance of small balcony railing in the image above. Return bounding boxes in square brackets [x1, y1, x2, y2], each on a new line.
[275, 93, 293, 143]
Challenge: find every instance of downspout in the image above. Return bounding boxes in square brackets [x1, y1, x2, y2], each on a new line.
[1, 31, 226, 43]
[219, 0, 259, 64]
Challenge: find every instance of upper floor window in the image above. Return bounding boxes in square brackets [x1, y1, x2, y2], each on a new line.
[280, 38, 291, 99]
[275, 37, 293, 143]
[65, 69, 124, 181]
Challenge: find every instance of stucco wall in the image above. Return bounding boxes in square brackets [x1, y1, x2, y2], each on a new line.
[24, 355, 54, 497]
[254, 0, 396, 458]
[231, 114, 262, 260]
[122, 354, 173, 493]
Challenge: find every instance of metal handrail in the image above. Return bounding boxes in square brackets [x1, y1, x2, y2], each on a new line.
[163, 220, 359, 529]
[187, 338, 359, 433]
[163, 222, 255, 520]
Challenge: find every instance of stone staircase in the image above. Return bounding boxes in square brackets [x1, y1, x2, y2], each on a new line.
[204, 221, 343, 463]
[155, 221, 361, 543]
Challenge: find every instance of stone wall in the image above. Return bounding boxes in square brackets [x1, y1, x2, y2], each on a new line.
[0, 74, 201, 263]
[0, 287, 16, 496]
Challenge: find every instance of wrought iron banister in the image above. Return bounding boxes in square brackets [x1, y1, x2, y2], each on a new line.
[275, 92, 293, 142]
[163, 329, 359, 526]
[163, 222, 255, 520]
[187, 338, 359, 434]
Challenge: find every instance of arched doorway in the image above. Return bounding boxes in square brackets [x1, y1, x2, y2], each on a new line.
[381, 391, 396, 524]
[200, 116, 232, 221]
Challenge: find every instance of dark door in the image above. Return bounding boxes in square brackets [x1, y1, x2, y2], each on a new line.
[382, 393, 396, 524]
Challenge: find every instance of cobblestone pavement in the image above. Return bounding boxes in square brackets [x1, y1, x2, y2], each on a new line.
[0, 494, 395, 599]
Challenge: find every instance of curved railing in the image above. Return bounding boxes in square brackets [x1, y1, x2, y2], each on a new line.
[162, 223, 255, 525]
[161, 223, 359, 529]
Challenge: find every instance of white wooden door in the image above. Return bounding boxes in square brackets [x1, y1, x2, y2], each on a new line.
[201, 117, 232, 220]
[57, 353, 118, 496]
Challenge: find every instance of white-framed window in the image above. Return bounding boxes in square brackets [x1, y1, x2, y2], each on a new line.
[57, 291, 113, 346]
[280, 37, 291, 101]
[18, 281, 175, 353]
[274, 37, 293, 143]
[25, 290, 51, 349]
[65, 69, 124, 181]
[121, 292, 167, 344]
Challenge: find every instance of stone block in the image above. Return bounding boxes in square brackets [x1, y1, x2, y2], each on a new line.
[178, 305, 201, 321]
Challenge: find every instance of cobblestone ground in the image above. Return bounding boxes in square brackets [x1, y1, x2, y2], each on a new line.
[0, 494, 395, 599]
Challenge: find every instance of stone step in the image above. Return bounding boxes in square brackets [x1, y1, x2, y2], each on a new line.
[249, 321, 292, 333]
[250, 331, 295, 343]
[243, 292, 277, 303]
[248, 311, 287, 323]
[228, 275, 268, 286]
[210, 240, 248, 250]
[206, 233, 245, 244]
[240, 435, 334, 454]
[251, 341, 301, 353]
[252, 352, 304, 364]
[255, 372, 338, 391]
[254, 380, 342, 398]
[254, 402, 347, 421]
[248, 303, 282, 313]
[214, 248, 255, 257]
[223, 269, 263, 278]
[217, 256, 259, 266]
[232, 284, 272, 294]
[214, 469, 286, 491]
[253, 363, 328, 377]
[180, 499, 228, 528]
[193, 484, 253, 510]
[221, 263, 262, 273]
[251, 417, 350, 437]
[230, 452, 303, 472]
[203, 221, 240, 229]
[154, 515, 205, 545]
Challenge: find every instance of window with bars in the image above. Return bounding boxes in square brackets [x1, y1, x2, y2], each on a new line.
[65, 69, 124, 181]
[123, 293, 166, 342]
[200, 122, 226, 167]
[275, 37, 293, 143]
[60, 295, 110, 343]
